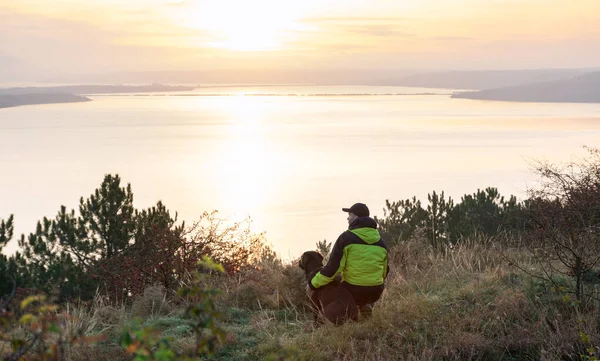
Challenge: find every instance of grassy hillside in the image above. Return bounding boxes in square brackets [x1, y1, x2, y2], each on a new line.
[5, 233, 597, 361]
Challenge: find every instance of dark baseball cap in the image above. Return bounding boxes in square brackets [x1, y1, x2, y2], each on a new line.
[342, 203, 370, 217]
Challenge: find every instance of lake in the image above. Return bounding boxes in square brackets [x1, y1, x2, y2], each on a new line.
[1, 85, 600, 259]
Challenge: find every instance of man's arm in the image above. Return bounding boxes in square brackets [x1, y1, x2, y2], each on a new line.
[310, 233, 347, 289]
[384, 254, 390, 280]
[382, 240, 390, 280]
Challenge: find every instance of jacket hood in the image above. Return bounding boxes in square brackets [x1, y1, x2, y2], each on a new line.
[349, 216, 378, 230]
[349, 217, 380, 244]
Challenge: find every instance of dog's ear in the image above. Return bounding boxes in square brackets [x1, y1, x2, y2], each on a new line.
[298, 253, 307, 270]
[316, 252, 324, 264]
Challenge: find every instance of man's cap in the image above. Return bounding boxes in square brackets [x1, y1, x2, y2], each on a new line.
[342, 203, 370, 217]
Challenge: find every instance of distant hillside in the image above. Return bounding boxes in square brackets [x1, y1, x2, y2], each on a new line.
[391, 69, 591, 90]
[0, 84, 197, 95]
[0, 93, 91, 108]
[451, 71, 600, 103]
[0, 84, 198, 109]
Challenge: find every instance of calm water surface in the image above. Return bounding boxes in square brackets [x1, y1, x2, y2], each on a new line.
[1, 85, 600, 259]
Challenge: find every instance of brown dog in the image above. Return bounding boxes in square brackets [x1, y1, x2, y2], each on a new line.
[298, 251, 358, 325]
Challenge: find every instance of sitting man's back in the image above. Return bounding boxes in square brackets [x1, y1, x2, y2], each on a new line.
[309, 202, 389, 318]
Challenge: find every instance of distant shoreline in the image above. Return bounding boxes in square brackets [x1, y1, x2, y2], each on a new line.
[0, 84, 198, 109]
[0, 93, 91, 109]
[0, 84, 198, 95]
[451, 71, 600, 103]
[0, 83, 458, 109]
[3, 78, 600, 107]
[90, 92, 451, 97]
[451, 94, 600, 104]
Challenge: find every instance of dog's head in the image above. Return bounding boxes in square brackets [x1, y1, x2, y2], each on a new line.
[299, 251, 324, 274]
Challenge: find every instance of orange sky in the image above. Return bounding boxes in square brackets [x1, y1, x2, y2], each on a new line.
[1, 0, 599, 77]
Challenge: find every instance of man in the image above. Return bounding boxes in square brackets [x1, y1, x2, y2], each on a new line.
[309, 203, 389, 318]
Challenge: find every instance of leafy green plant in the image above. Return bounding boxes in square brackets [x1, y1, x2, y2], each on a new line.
[119, 256, 227, 361]
[120, 320, 177, 361]
[0, 293, 102, 361]
[580, 331, 598, 361]
[178, 256, 227, 356]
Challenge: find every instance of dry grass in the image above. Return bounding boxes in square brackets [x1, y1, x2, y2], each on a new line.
[243, 233, 600, 361]
[10, 233, 600, 361]
[131, 284, 173, 318]
[216, 258, 309, 312]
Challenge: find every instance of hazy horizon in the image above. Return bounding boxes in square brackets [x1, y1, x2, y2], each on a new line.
[2, 68, 600, 89]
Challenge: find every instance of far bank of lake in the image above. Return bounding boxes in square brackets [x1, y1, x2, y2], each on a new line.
[0, 84, 198, 108]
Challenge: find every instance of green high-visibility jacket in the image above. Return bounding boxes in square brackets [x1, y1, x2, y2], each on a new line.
[311, 217, 389, 289]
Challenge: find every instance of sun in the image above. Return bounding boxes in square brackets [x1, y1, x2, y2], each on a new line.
[183, 0, 310, 51]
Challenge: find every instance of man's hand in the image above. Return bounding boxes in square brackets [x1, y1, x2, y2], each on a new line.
[305, 284, 315, 298]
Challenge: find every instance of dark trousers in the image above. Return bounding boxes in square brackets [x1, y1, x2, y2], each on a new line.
[342, 282, 384, 311]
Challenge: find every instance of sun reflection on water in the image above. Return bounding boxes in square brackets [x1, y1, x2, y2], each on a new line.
[216, 96, 274, 221]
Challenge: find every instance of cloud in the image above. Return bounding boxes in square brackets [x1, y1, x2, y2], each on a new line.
[2, 0, 599, 77]
[431, 36, 472, 41]
[306, 43, 373, 54]
[1, 9, 211, 41]
[165, 0, 188, 7]
[0, 10, 217, 76]
[300, 16, 414, 40]
[348, 25, 415, 37]
[303, 17, 407, 24]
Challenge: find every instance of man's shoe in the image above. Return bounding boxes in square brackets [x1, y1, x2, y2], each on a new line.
[358, 304, 373, 320]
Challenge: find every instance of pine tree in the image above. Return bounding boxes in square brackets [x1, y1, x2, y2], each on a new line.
[426, 191, 454, 250]
[376, 197, 428, 244]
[79, 174, 135, 259]
[0, 215, 17, 296]
[15, 175, 137, 300]
[449, 187, 505, 242]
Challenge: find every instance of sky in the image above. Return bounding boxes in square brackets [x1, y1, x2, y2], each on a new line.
[1, 0, 599, 79]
